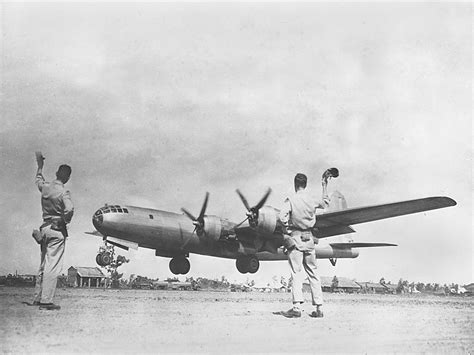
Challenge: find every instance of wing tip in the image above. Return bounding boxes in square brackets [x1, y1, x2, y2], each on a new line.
[432, 196, 457, 207]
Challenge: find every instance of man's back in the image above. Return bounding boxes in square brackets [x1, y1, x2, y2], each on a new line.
[286, 189, 321, 230]
[36, 174, 73, 223]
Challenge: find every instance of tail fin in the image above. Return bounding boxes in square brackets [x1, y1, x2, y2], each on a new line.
[327, 191, 347, 212]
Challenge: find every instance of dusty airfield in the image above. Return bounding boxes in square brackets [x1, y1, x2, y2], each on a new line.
[1, 287, 473, 354]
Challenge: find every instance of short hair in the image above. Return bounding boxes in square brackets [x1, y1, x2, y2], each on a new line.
[56, 164, 72, 182]
[294, 173, 307, 188]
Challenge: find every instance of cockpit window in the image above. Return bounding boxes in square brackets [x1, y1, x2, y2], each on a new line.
[98, 205, 128, 214]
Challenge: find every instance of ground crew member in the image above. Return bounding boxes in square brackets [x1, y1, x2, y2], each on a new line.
[279, 173, 329, 318]
[31, 152, 73, 310]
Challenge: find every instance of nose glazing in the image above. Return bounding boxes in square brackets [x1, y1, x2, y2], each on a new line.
[92, 209, 103, 229]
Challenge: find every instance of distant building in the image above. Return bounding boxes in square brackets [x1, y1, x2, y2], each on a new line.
[3, 274, 36, 287]
[384, 283, 398, 294]
[463, 283, 474, 295]
[357, 281, 387, 294]
[153, 281, 170, 290]
[67, 267, 105, 288]
[307, 276, 361, 293]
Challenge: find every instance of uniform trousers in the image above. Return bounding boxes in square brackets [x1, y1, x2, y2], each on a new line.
[33, 226, 65, 304]
[288, 246, 323, 306]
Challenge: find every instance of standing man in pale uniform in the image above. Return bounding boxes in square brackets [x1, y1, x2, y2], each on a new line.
[32, 152, 74, 310]
[279, 172, 330, 318]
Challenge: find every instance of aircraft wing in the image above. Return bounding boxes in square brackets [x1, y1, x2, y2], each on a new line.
[316, 196, 456, 238]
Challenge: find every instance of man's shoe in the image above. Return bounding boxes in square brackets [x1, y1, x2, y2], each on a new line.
[39, 303, 61, 310]
[309, 309, 324, 318]
[281, 308, 302, 318]
[22, 301, 40, 306]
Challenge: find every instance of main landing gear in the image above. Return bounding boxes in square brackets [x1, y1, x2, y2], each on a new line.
[169, 256, 190, 275]
[236, 256, 260, 274]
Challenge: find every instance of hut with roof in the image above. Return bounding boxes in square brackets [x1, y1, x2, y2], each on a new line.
[67, 266, 106, 288]
[357, 281, 387, 294]
[303, 276, 361, 293]
[462, 283, 474, 295]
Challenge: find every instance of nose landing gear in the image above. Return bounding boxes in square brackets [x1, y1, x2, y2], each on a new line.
[96, 244, 114, 267]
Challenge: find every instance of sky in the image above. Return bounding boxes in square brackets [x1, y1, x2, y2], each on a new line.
[0, 2, 472, 286]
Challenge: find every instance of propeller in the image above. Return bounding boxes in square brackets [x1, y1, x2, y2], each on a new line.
[235, 188, 272, 227]
[181, 192, 209, 237]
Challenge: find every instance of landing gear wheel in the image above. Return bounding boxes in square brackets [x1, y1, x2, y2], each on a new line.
[170, 258, 179, 275]
[96, 252, 112, 266]
[247, 257, 260, 274]
[236, 257, 249, 274]
[101, 252, 112, 266]
[177, 257, 190, 274]
[96, 254, 104, 266]
[169, 257, 190, 275]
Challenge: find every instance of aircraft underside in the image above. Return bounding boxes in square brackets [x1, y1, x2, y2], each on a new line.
[93, 233, 361, 275]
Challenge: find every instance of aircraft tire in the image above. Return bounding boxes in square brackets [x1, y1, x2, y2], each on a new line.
[178, 257, 190, 274]
[101, 252, 112, 266]
[96, 254, 104, 267]
[247, 256, 260, 274]
[236, 257, 249, 274]
[169, 258, 179, 275]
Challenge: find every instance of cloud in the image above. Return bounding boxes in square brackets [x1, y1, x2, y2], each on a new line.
[1, 3, 471, 284]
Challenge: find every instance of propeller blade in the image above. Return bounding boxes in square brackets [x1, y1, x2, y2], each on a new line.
[253, 188, 272, 210]
[236, 189, 251, 211]
[181, 208, 197, 222]
[198, 192, 210, 221]
[233, 216, 249, 229]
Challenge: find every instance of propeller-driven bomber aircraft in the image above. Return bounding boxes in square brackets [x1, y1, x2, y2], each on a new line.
[87, 172, 456, 275]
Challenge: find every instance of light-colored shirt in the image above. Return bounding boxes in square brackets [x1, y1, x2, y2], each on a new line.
[280, 189, 328, 231]
[36, 172, 74, 223]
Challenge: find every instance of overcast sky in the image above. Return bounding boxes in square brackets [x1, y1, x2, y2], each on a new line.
[1, 2, 471, 285]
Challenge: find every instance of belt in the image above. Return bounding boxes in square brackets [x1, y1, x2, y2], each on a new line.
[41, 218, 65, 231]
[290, 227, 312, 232]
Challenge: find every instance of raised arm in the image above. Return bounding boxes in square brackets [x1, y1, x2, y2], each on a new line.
[317, 179, 330, 209]
[35, 151, 45, 191]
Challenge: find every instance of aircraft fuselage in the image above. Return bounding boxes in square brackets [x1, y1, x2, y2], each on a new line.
[92, 204, 359, 261]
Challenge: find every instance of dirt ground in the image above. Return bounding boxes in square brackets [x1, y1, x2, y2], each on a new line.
[1, 287, 473, 354]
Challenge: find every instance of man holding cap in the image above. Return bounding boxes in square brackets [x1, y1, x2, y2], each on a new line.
[31, 152, 74, 310]
[279, 172, 330, 318]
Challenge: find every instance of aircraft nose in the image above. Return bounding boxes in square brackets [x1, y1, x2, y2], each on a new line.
[92, 209, 103, 229]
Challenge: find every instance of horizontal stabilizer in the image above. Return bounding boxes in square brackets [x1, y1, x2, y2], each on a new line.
[330, 242, 397, 248]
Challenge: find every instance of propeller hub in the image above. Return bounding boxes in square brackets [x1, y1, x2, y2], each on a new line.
[236, 188, 272, 228]
[181, 192, 210, 236]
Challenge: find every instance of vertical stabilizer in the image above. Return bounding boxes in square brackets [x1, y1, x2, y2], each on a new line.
[327, 191, 347, 212]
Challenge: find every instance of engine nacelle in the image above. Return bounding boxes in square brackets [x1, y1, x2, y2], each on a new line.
[203, 215, 223, 241]
[256, 206, 278, 235]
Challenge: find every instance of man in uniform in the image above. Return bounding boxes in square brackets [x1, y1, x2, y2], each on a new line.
[279, 173, 329, 318]
[31, 152, 74, 310]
